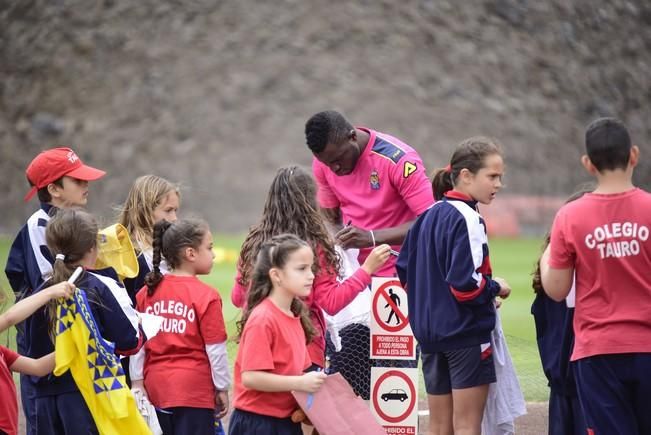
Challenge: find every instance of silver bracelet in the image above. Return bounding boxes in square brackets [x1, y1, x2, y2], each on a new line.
[369, 230, 376, 247]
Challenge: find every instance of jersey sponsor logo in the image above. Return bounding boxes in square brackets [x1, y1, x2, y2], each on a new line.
[372, 138, 406, 164]
[584, 222, 649, 259]
[370, 170, 381, 190]
[403, 161, 417, 178]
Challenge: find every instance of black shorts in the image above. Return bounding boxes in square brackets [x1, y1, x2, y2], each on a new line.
[228, 409, 302, 435]
[422, 343, 496, 395]
[156, 406, 214, 435]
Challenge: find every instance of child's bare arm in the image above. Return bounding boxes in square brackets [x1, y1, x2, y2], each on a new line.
[539, 244, 574, 301]
[361, 244, 392, 275]
[10, 352, 55, 377]
[0, 282, 74, 332]
[242, 370, 326, 393]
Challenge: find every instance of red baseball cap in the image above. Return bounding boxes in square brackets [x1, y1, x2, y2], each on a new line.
[24, 147, 106, 202]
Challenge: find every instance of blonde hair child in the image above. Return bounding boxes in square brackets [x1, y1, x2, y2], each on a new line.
[118, 175, 180, 300]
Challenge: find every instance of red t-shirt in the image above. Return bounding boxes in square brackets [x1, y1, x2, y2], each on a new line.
[0, 345, 19, 435]
[233, 298, 311, 418]
[313, 128, 434, 276]
[231, 247, 371, 367]
[549, 188, 651, 360]
[136, 275, 227, 409]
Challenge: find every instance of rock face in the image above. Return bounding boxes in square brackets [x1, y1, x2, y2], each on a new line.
[1, 0, 650, 233]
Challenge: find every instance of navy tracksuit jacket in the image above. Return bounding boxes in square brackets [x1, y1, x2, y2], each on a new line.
[396, 191, 501, 353]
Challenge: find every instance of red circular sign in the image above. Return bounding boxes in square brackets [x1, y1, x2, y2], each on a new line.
[372, 280, 409, 332]
[372, 370, 416, 423]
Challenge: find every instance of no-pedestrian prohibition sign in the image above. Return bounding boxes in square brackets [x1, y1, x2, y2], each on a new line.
[370, 278, 416, 360]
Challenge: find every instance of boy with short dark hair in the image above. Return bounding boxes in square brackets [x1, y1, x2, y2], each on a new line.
[4, 147, 105, 435]
[541, 117, 651, 434]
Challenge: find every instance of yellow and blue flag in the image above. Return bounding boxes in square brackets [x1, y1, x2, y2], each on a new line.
[95, 223, 139, 282]
[54, 289, 151, 435]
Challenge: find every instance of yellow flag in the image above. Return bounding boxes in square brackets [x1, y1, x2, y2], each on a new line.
[95, 224, 139, 281]
[55, 289, 151, 435]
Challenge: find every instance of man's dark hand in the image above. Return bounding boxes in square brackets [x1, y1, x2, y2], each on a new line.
[335, 225, 374, 248]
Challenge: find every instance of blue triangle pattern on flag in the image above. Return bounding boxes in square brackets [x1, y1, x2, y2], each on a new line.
[87, 338, 97, 355]
[94, 366, 105, 380]
[109, 378, 123, 391]
[93, 382, 105, 394]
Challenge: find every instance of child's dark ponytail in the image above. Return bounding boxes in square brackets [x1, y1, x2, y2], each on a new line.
[431, 166, 454, 201]
[145, 219, 172, 295]
[290, 297, 315, 344]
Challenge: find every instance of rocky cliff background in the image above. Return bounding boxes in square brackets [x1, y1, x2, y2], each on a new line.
[2, 0, 650, 233]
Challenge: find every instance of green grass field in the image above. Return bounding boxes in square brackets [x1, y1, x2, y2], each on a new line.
[489, 238, 548, 401]
[0, 235, 549, 401]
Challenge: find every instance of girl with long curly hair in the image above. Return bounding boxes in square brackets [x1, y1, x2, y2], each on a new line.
[231, 165, 391, 369]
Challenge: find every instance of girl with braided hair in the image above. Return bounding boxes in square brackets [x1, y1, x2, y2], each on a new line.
[130, 219, 230, 435]
[231, 165, 391, 370]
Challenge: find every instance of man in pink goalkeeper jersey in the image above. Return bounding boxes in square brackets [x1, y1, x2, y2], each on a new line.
[304, 110, 434, 399]
[305, 110, 434, 277]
